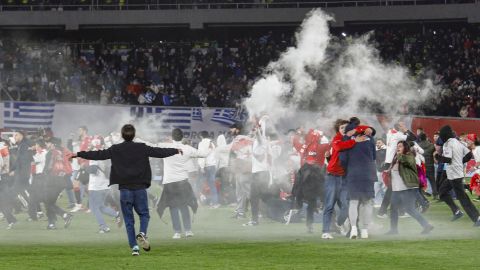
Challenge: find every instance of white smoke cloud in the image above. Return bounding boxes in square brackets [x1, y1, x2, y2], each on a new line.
[244, 9, 439, 133]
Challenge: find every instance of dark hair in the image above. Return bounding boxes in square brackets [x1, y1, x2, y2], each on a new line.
[79, 126, 88, 132]
[36, 139, 46, 148]
[349, 117, 360, 126]
[334, 119, 349, 132]
[172, 128, 184, 141]
[121, 124, 136, 141]
[397, 140, 411, 155]
[419, 133, 427, 142]
[200, 131, 209, 139]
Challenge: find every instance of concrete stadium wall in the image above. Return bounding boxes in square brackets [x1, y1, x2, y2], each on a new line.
[0, 3, 479, 30]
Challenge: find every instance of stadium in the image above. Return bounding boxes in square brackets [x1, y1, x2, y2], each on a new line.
[0, 1, 480, 269]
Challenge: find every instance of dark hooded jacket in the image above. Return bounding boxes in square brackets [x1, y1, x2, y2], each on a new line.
[417, 134, 435, 168]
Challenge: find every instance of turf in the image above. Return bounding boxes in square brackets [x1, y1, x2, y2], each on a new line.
[0, 195, 479, 270]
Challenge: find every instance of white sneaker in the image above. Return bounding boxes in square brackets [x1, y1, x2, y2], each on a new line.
[209, 204, 221, 209]
[360, 229, 369, 239]
[321, 233, 334, 239]
[136, 232, 150, 251]
[70, 204, 83, 213]
[185, 231, 194, 238]
[376, 213, 388, 219]
[350, 226, 358, 239]
[172, 232, 182, 239]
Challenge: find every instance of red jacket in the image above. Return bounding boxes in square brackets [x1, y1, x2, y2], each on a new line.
[293, 129, 330, 167]
[326, 133, 356, 176]
[470, 173, 480, 196]
[326, 125, 374, 176]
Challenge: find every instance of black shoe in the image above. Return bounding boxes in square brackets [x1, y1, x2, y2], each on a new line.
[136, 232, 150, 252]
[47, 224, 57, 230]
[421, 224, 434, 234]
[63, 213, 73, 229]
[451, 211, 464, 222]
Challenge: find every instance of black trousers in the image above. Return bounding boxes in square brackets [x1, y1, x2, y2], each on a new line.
[439, 177, 479, 222]
[378, 187, 405, 216]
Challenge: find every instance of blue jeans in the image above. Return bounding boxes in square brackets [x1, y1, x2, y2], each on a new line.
[120, 189, 150, 248]
[390, 189, 430, 232]
[203, 166, 218, 205]
[169, 206, 191, 233]
[322, 174, 348, 233]
[89, 190, 118, 229]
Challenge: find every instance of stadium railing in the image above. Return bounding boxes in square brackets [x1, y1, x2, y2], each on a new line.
[0, 0, 477, 12]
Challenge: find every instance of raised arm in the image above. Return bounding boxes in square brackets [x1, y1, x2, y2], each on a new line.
[146, 145, 180, 158]
[77, 148, 113, 160]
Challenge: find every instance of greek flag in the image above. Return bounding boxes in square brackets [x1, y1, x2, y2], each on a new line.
[3, 102, 55, 130]
[130, 107, 196, 134]
[192, 108, 203, 121]
[211, 108, 246, 126]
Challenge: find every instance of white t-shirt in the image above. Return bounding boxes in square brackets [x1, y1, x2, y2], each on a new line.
[473, 146, 480, 163]
[157, 141, 209, 184]
[391, 163, 409, 192]
[32, 149, 47, 174]
[88, 160, 110, 191]
[252, 139, 270, 173]
[443, 138, 470, 180]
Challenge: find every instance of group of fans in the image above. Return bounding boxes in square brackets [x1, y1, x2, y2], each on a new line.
[1, 115, 480, 243]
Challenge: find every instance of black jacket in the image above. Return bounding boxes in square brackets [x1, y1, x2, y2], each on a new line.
[11, 139, 33, 184]
[77, 141, 179, 188]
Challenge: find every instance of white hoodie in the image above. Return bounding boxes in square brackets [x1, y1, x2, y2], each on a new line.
[215, 135, 231, 169]
[158, 140, 210, 184]
[197, 138, 216, 169]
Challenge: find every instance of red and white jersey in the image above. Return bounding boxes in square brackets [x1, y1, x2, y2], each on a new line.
[0, 142, 9, 174]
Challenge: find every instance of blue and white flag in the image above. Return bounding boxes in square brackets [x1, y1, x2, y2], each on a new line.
[3, 102, 55, 130]
[130, 106, 197, 134]
[192, 108, 203, 121]
[211, 108, 247, 126]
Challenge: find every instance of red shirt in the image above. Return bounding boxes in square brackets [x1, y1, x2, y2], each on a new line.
[326, 132, 356, 176]
[292, 129, 330, 167]
[77, 135, 92, 167]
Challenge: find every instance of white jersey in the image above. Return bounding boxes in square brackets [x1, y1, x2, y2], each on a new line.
[385, 129, 408, 164]
[443, 138, 470, 180]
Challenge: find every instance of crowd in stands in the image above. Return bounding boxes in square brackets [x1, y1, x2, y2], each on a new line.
[0, 24, 479, 117]
[1, 0, 474, 11]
